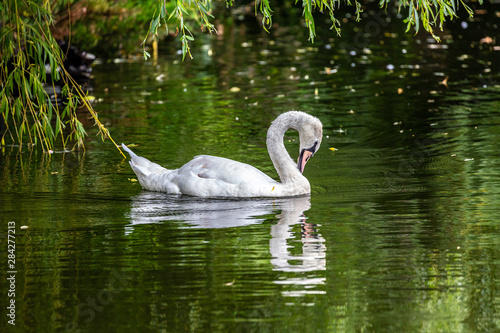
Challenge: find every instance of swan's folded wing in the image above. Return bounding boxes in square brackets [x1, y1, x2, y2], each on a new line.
[186, 155, 273, 184]
[173, 155, 279, 197]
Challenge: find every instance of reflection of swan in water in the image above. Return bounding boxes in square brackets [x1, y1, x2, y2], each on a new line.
[268, 196, 326, 298]
[126, 192, 326, 297]
[270, 198, 326, 273]
[126, 191, 279, 230]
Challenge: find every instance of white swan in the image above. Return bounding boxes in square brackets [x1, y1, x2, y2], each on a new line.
[122, 111, 322, 197]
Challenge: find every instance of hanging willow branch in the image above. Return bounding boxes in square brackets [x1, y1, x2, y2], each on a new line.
[144, 0, 482, 60]
[0, 0, 124, 156]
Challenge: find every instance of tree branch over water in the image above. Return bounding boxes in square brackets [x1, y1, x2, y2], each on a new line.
[0, 0, 484, 152]
[0, 0, 124, 155]
[144, 0, 482, 60]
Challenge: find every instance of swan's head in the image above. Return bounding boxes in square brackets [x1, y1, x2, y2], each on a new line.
[296, 113, 323, 174]
[267, 111, 323, 176]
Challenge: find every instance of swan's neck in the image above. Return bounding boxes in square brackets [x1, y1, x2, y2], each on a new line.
[266, 118, 306, 185]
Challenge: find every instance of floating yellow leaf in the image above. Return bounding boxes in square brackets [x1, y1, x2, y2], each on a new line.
[85, 95, 96, 103]
[440, 76, 449, 88]
[329, 147, 337, 151]
[128, 178, 138, 182]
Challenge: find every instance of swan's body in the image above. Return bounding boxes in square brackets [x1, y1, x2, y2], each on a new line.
[122, 111, 322, 197]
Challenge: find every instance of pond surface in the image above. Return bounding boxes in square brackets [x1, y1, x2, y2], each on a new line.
[1, 8, 500, 332]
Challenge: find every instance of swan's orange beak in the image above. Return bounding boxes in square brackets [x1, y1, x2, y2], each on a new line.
[298, 140, 319, 173]
[298, 149, 314, 173]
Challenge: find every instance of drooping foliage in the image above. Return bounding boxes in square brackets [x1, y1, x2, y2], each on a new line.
[0, 0, 481, 151]
[0, 0, 121, 153]
[144, 0, 480, 60]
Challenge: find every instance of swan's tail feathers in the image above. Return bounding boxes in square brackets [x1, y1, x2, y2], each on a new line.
[121, 143, 138, 159]
[122, 143, 168, 177]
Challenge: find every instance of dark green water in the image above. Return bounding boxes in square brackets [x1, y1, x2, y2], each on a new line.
[1, 9, 500, 332]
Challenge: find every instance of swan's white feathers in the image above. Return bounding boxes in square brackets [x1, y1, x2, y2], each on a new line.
[121, 144, 167, 176]
[185, 155, 272, 183]
[173, 155, 279, 197]
[122, 111, 323, 198]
